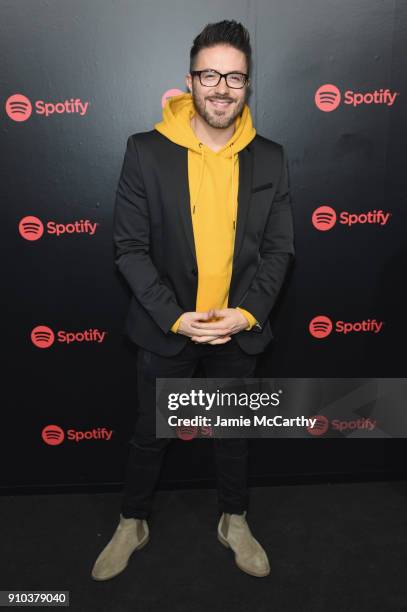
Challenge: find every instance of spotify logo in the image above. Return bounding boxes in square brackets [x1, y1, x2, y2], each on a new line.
[309, 316, 384, 338]
[312, 206, 391, 230]
[31, 326, 55, 348]
[306, 415, 329, 436]
[5, 94, 33, 122]
[41, 425, 113, 445]
[161, 88, 184, 108]
[19, 216, 45, 241]
[176, 426, 198, 441]
[315, 84, 399, 112]
[5, 93, 89, 121]
[309, 316, 333, 338]
[42, 425, 65, 446]
[19, 216, 99, 240]
[315, 84, 341, 112]
[312, 206, 337, 231]
[30, 326, 107, 347]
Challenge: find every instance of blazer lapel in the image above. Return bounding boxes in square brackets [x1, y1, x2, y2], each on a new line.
[233, 145, 253, 265]
[171, 147, 198, 268]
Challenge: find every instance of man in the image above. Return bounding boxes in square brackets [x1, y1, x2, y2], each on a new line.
[91, 20, 295, 581]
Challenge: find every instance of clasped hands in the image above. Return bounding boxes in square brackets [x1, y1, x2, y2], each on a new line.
[177, 308, 249, 345]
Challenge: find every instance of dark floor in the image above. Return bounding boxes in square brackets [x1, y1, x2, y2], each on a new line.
[2, 480, 407, 612]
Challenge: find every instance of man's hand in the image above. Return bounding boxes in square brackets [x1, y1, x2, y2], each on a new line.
[187, 308, 249, 344]
[177, 309, 231, 344]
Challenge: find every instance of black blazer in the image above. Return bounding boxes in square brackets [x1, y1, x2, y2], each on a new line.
[113, 129, 295, 356]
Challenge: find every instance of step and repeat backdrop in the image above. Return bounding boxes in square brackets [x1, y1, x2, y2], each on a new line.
[2, 0, 406, 490]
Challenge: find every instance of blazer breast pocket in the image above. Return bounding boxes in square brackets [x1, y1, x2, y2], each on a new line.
[251, 181, 274, 194]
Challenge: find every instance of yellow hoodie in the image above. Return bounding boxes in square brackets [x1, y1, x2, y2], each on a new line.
[154, 92, 257, 334]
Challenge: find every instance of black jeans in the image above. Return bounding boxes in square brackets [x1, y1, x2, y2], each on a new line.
[121, 335, 258, 520]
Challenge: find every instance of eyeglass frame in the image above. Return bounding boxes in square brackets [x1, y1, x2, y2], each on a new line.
[190, 69, 250, 89]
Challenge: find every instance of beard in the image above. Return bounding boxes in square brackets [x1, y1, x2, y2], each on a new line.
[191, 86, 247, 129]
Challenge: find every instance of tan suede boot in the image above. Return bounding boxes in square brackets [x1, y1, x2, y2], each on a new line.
[217, 511, 270, 577]
[91, 514, 149, 581]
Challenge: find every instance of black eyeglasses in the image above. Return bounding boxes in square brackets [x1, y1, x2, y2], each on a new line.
[190, 69, 249, 89]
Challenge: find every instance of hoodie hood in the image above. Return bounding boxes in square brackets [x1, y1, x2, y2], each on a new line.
[154, 92, 256, 228]
[154, 91, 255, 154]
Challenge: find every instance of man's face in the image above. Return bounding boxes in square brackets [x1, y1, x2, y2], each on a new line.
[186, 44, 249, 129]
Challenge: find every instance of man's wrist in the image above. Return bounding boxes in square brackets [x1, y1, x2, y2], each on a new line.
[170, 314, 183, 334]
[235, 307, 257, 331]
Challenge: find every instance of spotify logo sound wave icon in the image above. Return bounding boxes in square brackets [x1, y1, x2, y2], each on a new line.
[42, 425, 65, 446]
[19, 216, 45, 241]
[5, 94, 33, 122]
[177, 426, 198, 441]
[31, 326, 55, 348]
[309, 316, 333, 339]
[161, 88, 184, 109]
[314, 84, 341, 112]
[312, 206, 337, 231]
[306, 415, 329, 436]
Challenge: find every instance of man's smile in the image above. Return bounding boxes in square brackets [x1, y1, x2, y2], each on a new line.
[208, 98, 233, 109]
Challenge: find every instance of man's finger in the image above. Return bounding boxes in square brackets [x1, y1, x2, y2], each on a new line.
[207, 336, 232, 345]
[189, 326, 230, 337]
[191, 335, 229, 343]
[190, 321, 230, 331]
[193, 310, 215, 321]
[211, 309, 228, 318]
[192, 336, 219, 343]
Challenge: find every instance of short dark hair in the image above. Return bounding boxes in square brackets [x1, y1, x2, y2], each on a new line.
[189, 20, 252, 76]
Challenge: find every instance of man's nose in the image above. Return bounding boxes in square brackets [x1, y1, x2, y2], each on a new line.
[215, 76, 230, 94]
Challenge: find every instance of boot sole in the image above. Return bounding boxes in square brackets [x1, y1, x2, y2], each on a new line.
[91, 532, 150, 581]
[217, 533, 270, 578]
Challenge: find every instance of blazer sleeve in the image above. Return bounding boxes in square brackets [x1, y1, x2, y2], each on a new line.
[113, 135, 185, 335]
[236, 145, 295, 330]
